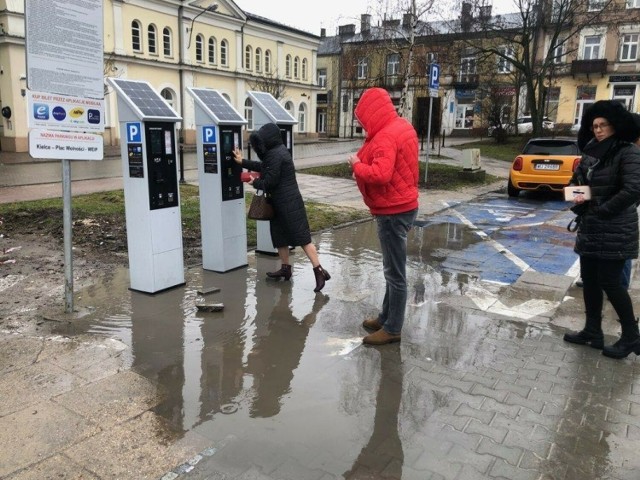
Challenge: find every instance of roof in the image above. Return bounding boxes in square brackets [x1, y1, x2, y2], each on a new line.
[333, 12, 522, 45]
[244, 12, 320, 38]
[318, 35, 342, 55]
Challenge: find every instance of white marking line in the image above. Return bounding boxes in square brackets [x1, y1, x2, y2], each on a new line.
[450, 209, 532, 272]
[566, 257, 580, 278]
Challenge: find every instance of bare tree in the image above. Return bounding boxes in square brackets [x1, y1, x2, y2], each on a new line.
[248, 69, 287, 100]
[454, 0, 621, 136]
[369, 0, 437, 118]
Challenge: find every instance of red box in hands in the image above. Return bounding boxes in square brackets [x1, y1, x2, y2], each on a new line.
[241, 172, 260, 182]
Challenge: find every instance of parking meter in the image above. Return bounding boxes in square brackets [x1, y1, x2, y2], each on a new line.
[246, 91, 297, 255]
[188, 88, 248, 272]
[108, 78, 185, 293]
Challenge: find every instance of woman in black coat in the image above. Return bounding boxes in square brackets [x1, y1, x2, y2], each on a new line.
[563, 100, 640, 359]
[233, 123, 330, 292]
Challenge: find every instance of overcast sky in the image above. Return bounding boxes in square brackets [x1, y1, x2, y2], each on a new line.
[234, 0, 515, 36]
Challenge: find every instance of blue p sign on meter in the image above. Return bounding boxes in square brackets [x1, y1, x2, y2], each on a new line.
[429, 64, 440, 89]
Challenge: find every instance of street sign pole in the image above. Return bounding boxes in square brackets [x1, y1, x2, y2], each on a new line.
[62, 159, 73, 312]
[425, 96, 434, 185]
[425, 63, 440, 185]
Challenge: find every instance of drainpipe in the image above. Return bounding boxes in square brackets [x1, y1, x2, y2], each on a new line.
[178, 2, 185, 139]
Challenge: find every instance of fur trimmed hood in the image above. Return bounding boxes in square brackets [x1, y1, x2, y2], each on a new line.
[577, 100, 640, 150]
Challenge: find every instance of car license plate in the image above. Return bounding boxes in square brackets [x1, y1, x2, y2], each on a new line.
[534, 164, 560, 170]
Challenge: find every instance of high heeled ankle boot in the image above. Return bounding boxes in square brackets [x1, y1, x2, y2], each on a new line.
[313, 265, 331, 292]
[266, 264, 292, 281]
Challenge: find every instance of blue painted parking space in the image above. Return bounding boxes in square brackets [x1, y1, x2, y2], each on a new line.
[424, 195, 579, 284]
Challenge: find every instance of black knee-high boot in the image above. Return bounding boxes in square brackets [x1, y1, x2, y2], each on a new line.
[603, 318, 640, 359]
[563, 314, 604, 349]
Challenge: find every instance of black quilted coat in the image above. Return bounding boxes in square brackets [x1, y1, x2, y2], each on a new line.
[572, 137, 640, 260]
[241, 123, 311, 248]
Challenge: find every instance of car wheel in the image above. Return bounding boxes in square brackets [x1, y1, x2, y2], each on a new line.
[507, 177, 520, 197]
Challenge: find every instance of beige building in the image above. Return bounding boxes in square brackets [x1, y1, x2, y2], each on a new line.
[0, 0, 321, 153]
[543, 1, 640, 129]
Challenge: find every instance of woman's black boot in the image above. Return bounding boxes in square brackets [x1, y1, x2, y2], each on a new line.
[267, 264, 292, 281]
[563, 330, 604, 349]
[603, 318, 640, 359]
[563, 315, 604, 349]
[313, 265, 331, 292]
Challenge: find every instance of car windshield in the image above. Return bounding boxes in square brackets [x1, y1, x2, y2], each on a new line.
[523, 140, 579, 155]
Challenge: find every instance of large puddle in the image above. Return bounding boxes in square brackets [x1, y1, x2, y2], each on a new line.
[52, 217, 620, 478]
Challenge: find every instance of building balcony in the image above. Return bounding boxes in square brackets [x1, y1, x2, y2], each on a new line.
[571, 59, 608, 77]
[452, 74, 479, 89]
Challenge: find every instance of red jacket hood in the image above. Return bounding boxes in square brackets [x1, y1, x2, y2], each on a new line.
[354, 88, 399, 138]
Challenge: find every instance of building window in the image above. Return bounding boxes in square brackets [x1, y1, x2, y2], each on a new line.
[620, 34, 639, 61]
[132, 21, 142, 52]
[208, 37, 216, 64]
[302, 58, 308, 80]
[161, 88, 175, 109]
[285, 101, 294, 117]
[163, 27, 172, 57]
[459, 53, 477, 81]
[294, 56, 300, 78]
[148, 24, 157, 54]
[317, 68, 327, 87]
[222, 93, 231, 102]
[255, 48, 262, 72]
[265, 50, 271, 73]
[583, 35, 601, 60]
[286, 55, 292, 77]
[244, 98, 253, 130]
[455, 104, 474, 129]
[551, 0, 562, 21]
[357, 57, 369, 79]
[545, 87, 560, 121]
[613, 85, 636, 110]
[220, 39, 228, 66]
[628, 0, 640, 7]
[245, 45, 252, 70]
[575, 85, 597, 126]
[497, 47, 513, 73]
[551, 37, 565, 64]
[588, 0, 604, 10]
[195, 34, 204, 62]
[386, 53, 400, 76]
[298, 103, 306, 132]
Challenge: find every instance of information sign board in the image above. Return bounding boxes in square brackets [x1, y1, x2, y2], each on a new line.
[29, 130, 103, 160]
[27, 91, 104, 133]
[25, 0, 104, 99]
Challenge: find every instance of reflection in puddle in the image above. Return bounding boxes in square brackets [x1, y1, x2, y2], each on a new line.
[50, 218, 619, 478]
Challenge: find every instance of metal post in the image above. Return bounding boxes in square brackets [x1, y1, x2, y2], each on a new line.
[62, 159, 73, 313]
[179, 142, 185, 184]
[424, 96, 434, 185]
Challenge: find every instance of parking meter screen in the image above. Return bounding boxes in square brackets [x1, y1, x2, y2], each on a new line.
[145, 123, 179, 210]
[220, 127, 243, 201]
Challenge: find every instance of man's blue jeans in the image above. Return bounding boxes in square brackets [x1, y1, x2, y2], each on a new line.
[375, 208, 418, 335]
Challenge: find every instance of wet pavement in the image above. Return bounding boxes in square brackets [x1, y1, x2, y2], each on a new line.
[3, 141, 640, 479]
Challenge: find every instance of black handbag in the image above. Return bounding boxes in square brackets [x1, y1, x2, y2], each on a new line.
[247, 191, 274, 220]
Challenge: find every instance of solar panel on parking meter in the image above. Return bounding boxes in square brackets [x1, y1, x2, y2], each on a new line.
[110, 79, 180, 120]
[247, 91, 297, 124]
[190, 88, 247, 124]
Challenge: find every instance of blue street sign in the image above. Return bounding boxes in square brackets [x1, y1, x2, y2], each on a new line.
[429, 63, 440, 90]
[202, 125, 216, 143]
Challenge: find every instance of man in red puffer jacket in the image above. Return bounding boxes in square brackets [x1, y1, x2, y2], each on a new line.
[348, 87, 419, 345]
